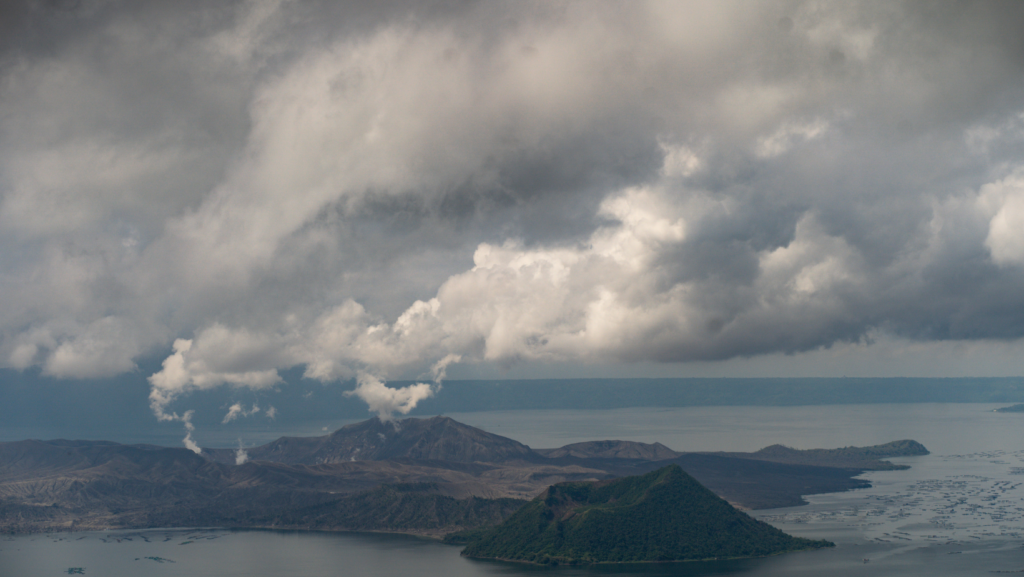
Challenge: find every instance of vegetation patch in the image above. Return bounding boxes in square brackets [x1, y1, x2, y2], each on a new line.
[460, 465, 832, 565]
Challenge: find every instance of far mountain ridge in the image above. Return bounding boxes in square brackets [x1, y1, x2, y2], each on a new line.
[710, 439, 930, 471]
[204, 418, 927, 471]
[535, 440, 680, 461]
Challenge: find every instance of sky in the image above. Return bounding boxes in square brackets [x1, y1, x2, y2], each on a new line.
[3, 1, 1024, 433]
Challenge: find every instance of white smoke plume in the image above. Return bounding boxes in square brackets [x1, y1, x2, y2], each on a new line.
[222, 402, 260, 424]
[148, 336, 282, 422]
[343, 373, 436, 421]
[165, 409, 201, 455]
[147, 336, 280, 439]
[148, 380, 202, 454]
[265, 405, 277, 419]
[181, 412, 200, 454]
[234, 439, 249, 465]
[430, 354, 462, 384]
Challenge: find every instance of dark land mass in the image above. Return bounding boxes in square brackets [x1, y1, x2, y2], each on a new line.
[458, 465, 832, 565]
[709, 440, 929, 471]
[534, 440, 680, 461]
[0, 416, 927, 536]
[145, 483, 527, 536]
[637, 454, 874, 510]
[994, 403, 1024, 413]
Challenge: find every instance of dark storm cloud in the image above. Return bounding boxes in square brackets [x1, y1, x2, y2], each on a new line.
[3, 1, 1024, 423]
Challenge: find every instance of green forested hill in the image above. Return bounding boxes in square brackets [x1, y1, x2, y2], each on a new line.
[459, 465, 832, 564]
[248, 483, 526, 535]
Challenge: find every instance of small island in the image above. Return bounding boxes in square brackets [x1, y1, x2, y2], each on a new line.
[993, 404, 1024, 413]
[456, 465, 832, 565]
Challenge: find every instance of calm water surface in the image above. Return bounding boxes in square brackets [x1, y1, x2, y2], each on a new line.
[2, 404, 1023, 576]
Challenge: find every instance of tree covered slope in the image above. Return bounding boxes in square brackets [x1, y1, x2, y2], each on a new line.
[460, 465, 832, 564]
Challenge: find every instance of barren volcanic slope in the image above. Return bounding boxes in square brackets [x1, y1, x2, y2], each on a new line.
[203, 416, 536, 465]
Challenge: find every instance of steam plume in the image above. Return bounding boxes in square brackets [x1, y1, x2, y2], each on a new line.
[182, 415, 200, 454]
[430, 354, 462, 384]
[343, 373, 435, 421]
[175, 410, 201, 454]
[235, 439, 249, 465]
[222, 402, 260, 424]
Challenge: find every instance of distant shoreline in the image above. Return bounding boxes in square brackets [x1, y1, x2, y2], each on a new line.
[5, 372, 1024, 438]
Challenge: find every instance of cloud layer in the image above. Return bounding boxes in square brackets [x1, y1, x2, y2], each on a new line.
[4, 1, 1024, 419]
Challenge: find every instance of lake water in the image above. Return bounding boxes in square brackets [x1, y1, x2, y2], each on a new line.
[2, 404, 1023, 576]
